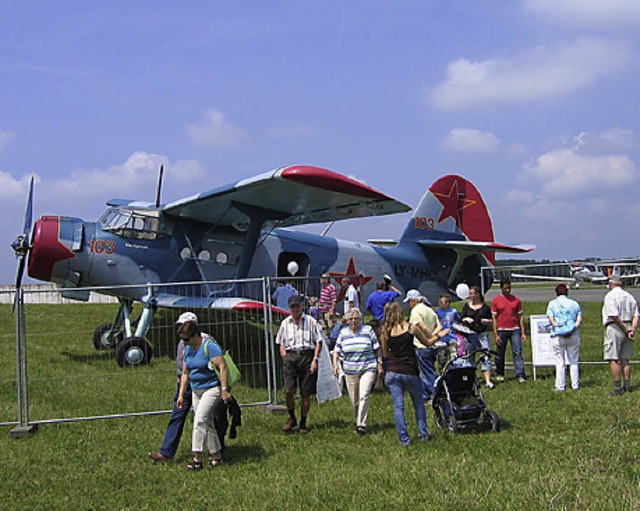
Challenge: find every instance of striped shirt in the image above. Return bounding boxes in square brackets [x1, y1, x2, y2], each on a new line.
[334, 325, 380, 374]
[319, 283, 337, 313]
[275, 313, 324, 351]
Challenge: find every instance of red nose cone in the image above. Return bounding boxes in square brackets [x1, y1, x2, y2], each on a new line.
[28, 216, 76, 281]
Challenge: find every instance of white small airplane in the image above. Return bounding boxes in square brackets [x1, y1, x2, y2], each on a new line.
[511, 261, 640, 288]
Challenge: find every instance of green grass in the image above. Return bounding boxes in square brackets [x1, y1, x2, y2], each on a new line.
[1, 302, 640, 510]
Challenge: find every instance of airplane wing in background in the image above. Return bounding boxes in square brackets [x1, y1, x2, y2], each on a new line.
[511, 273, 576, 283]
[161, 165, 411, 229]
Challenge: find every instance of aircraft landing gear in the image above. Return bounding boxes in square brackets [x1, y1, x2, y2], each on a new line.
[95, 298, 156, 367]
[115, 336, 153, 367]
[92, 323, 123, 350]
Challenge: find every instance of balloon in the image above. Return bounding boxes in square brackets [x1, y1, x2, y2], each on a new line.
[455, 283, 470, 300]
[287, 261, 299, 276]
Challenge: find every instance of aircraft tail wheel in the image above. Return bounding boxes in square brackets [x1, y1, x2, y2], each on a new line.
[92, 323, 122, 351]
[115, 336, 153, 367]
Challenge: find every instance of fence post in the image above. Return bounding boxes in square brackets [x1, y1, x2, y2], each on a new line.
[10, 288, 38, 438]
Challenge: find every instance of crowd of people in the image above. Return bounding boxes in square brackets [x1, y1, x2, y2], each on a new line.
[147, 274, 640, 466]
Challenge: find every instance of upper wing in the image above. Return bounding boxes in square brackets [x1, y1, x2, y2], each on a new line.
[161, 165, 411, 229]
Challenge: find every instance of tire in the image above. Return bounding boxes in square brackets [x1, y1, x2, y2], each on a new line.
[486, 410, 500, 433]
[115, 336, 153, 367]
[446, 413, 459, 433]
[92, 323, 122, 351]
[434, 406, 446, 430]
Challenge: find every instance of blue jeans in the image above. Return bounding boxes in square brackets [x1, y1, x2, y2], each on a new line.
[159, 381, 192, 459]
[416, 348, 438, 401]
[466, 332, 493, 372]
[385, 371, 429, 445]
[496, 329, 525, 378]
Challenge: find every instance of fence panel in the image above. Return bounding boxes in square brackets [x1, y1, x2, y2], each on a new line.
[6, 278, 277, 426]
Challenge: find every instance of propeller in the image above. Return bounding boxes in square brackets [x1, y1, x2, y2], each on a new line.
[11, 175, 35, 301]
[155, 164, 164, 208]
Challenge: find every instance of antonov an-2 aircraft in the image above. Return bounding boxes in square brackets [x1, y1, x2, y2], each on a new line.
[12, 165, 532, 366]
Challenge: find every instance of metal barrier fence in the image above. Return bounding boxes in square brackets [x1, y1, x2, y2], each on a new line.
[2, 278, 299, 434]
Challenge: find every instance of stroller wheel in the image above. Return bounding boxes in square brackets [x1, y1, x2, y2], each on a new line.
[446, 414, 459, 433]
[434, 407, 446, 430]
[484, 410, 500, 433]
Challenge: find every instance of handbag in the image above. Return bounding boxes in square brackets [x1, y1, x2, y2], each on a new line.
[204, 339, 242, 390]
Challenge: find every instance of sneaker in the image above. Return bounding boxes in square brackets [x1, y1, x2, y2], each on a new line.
[298, 426, 309, 434]
[625, 387, 633, 393]
[517, 376, 526, 384]
[419, 434, 432, 442]
[609, 388, 625, 396]
[424, 399, 433, 407]
[282, 418, 297, 433]
[553, 388, 565, 392]
[485, 381, 495, 389]
[495, 375, 505, 382]
[147, 452, 169, 462]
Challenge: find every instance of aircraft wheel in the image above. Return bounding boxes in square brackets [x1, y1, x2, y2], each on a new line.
[115, 336, 153, 367]
[92, 323, 122, 351]
[446, 413, 459, 433]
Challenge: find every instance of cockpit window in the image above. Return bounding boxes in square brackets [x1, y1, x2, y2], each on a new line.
[99, 207, 170, 240]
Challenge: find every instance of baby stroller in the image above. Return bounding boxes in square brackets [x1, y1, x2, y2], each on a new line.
[432, 323, 500, 433]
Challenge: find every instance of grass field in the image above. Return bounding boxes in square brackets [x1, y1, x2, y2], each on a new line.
[1, 300, 640, 510]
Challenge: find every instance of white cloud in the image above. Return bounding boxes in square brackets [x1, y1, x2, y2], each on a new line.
[444, 128, 502, 153]
[186, 109, 249, 149]
[0, 129, 15, 150]
[0, 171, 37, 199]
[571, 128, 635, 154]
[521, 148, 636, 196]
[523, 0, 640, 28]
[430, 39, 631, 110]
[39, 152, 208, 218]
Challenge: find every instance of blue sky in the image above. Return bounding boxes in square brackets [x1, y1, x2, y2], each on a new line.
[2, 1, 640, 285]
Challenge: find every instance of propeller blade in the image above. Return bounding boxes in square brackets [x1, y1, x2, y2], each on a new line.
[12, 175, 35, 292]
[155, 165, 164, 208]
[22, 175, 34, 241]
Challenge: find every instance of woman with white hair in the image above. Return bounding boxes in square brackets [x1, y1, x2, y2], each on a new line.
[332, 308, 383, 435]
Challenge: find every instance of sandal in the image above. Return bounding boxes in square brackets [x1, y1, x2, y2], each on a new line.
[186, 459, 203, 470]
[210, 458, 223, 467]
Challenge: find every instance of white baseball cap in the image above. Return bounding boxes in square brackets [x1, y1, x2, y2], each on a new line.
[403, 289, 423, 303]
[175, 311, 198, 325]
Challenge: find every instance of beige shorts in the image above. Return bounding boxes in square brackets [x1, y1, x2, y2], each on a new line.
[604, 325, 635, 361]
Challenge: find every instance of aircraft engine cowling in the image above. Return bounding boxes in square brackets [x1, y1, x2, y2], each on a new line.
[28, 215, 90, 285]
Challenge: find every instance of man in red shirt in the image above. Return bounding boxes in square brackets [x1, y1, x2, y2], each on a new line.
[491, 278, 527, 383]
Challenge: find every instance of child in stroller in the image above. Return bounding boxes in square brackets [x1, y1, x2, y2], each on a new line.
[432, 323, 500, 433]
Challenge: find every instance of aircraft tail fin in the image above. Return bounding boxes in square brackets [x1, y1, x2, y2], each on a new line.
[399, 175, 500, 260]
[398, 175, 532, 288]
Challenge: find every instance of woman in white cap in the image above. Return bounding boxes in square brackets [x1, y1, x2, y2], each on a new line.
[176, 312, 231, 470]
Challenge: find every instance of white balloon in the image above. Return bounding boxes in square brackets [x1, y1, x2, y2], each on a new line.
[455, 283, 470, 300]
[287, 261, 299, 276]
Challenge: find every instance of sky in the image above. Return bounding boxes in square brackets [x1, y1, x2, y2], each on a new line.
[2, 0, 640, 285]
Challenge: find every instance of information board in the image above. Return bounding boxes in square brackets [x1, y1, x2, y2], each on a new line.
[529, 314, 557, 380]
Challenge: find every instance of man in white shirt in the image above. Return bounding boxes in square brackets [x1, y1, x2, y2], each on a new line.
[603, 276, 639, 395]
